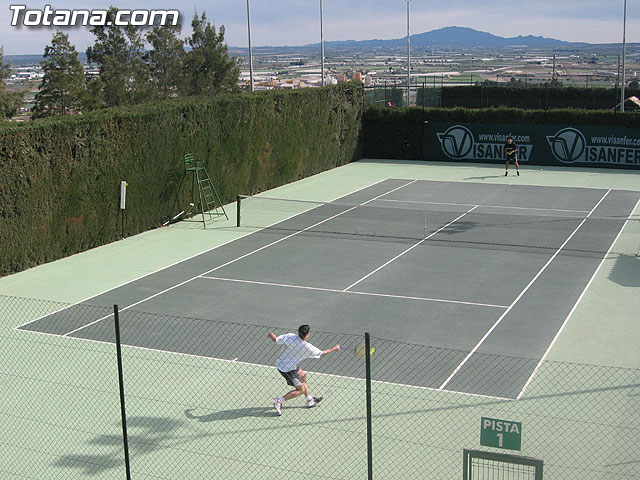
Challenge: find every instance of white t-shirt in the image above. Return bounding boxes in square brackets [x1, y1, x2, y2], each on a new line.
[275, 333, 323, 372]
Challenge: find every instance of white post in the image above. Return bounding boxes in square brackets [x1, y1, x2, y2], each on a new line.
[320, 0, 325, 86]
[120, 181, 127, 239]
[246, 0, 254, 92]
[120, 181, 127, 210]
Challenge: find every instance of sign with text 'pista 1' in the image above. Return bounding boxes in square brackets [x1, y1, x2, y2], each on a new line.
[480, 417, 522, 451]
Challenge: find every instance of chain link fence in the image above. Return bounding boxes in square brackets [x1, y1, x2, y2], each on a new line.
[2, 295, 639, 479]
[364, 78, 640, 110]
[364, 78, 442, 108]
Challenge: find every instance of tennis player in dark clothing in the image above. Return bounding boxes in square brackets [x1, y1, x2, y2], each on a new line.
[504, 136, 520, 176]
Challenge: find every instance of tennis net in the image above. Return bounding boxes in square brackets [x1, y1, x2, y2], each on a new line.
[236, 195, 640, 257]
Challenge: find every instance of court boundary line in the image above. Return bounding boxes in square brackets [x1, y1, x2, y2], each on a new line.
[377, 198, 591, 214]
[516, 196, 640, 400]
[13, 178, 392, 332]
[438, 189, 612, 391]
[56, 180, 418, 337]
[10, 325, 515, 402]
[198, 275, 509, 309]
[343, 205, 479, 292]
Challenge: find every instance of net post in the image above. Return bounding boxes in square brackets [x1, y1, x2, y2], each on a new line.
[236, 195, 243, 227]
[113, 305, 132, 480]
[365, 332, 373, 480]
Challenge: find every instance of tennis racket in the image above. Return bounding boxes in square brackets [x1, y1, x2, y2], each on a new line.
[340, 344, 376, 358]
[162, 203, 194, 227]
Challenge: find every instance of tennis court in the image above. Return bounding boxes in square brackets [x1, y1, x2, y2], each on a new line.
[17, 178, 640, 400]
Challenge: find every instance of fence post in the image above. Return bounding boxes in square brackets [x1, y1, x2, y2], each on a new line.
[365, 332, 372, 480]
[114, 305, 132, 480]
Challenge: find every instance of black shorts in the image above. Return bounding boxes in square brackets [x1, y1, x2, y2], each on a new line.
[279, 369, 303, 387]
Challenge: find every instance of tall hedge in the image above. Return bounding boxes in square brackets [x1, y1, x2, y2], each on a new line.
[364, 106, 640, 160]
[0, 84, 364, 276]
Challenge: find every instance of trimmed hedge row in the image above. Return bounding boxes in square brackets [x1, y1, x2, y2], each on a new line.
[364, 106, 640, 160]
[0, 84, 364, 276]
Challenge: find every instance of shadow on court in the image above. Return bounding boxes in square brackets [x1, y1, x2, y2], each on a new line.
[185, 406, 273, 421]
[608, 255, 640, 287]
[54, 416, 188, 476]
[464, 175, 508, 180]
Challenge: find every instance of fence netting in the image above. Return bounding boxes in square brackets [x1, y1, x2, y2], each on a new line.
[1, 295, 638, 479]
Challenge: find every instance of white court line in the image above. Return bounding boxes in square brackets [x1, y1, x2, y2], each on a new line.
[199, 275, 508, 309]
[438, 189, 612, 391]
[378, 198, 591, 214]
[343, 205, 479, 292]
[59, 180, 417, 336]
[12, 326, 515, 401]
[516, 195, 640, 400]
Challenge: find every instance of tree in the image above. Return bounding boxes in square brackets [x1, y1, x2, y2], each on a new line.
[629, 79, 640, 89]
[81, 77, 105, 112]
[183, 12, 240, 96]
[145, 24, 184, 99]
[86, 7, 150, 107]
[0, 47, 25, 119]
[33, 31, 85, 117]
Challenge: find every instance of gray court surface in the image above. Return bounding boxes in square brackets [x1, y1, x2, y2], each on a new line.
[19, 179, 640, 399]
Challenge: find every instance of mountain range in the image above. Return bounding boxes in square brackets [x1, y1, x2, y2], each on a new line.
[3, 26, 604, 63]
[305, 26, 587, 49]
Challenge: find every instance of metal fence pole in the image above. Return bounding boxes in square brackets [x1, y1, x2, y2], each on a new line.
[365, 332, 373, 480]
[113, 305, 132, 480]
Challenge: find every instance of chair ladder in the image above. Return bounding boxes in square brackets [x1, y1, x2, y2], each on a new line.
[168, 154, 228, 229]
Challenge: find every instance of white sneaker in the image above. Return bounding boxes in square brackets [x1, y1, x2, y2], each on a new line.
[273, 398, 282, 416]
[307, 396, 323, 408]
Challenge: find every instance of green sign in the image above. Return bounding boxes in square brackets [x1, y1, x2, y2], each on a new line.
[480, 417, 522, 451]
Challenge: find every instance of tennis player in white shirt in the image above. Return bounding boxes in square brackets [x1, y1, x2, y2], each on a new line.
[268, 325, 340, 416]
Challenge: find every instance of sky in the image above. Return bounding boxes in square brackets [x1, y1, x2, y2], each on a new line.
[1, 0, 638, 56]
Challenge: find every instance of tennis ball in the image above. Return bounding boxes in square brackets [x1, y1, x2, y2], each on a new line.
[355, 345, 375, 358]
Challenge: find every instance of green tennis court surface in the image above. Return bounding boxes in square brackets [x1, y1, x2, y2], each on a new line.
[2, 161, 640, 479]
[17, 178, 640, 399]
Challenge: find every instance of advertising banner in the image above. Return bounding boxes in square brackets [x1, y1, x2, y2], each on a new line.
[424, 122, 640, 169]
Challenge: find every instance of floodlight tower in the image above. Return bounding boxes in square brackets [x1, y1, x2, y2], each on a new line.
[406, 0, 411, 106]
[320, 0, 325, 86]
[621, 0, 628, 112]
[246, 0, 254, 92]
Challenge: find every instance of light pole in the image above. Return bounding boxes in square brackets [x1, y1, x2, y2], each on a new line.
[406, 0, 411, 106]
[246, 0, 254, 92]
[320, 0, 325, 86]
[621, 0, 627, 112]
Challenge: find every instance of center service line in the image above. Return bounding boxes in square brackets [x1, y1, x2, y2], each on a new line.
[343, 205, 479, 292]
[438, 189, 611, 391]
